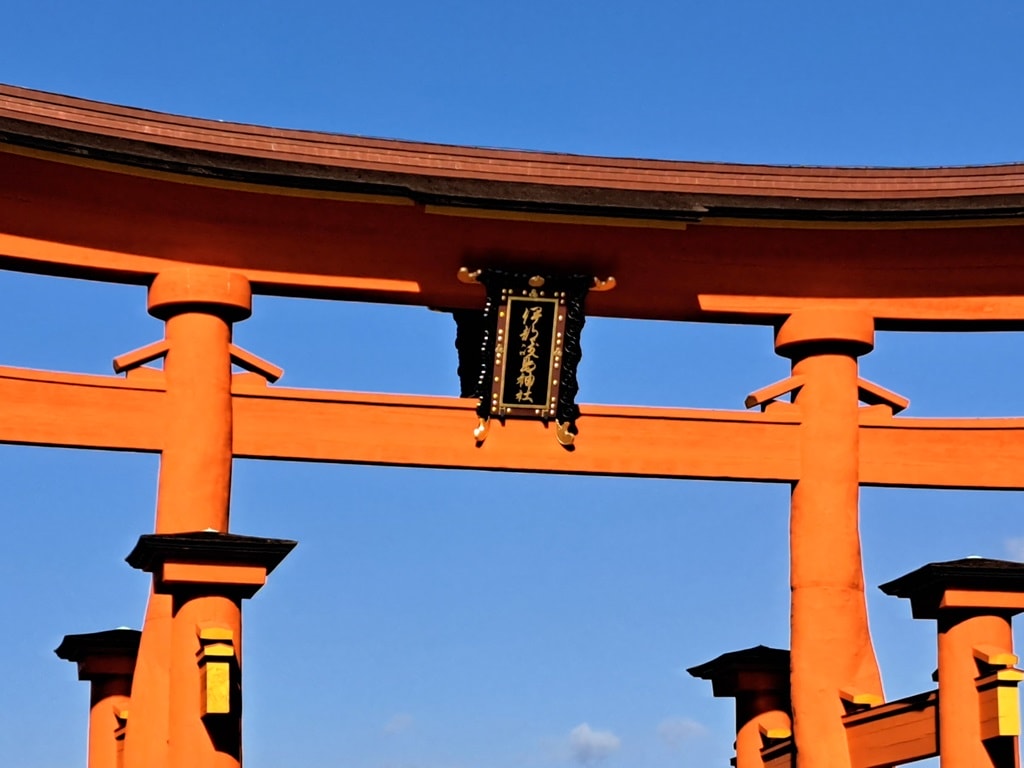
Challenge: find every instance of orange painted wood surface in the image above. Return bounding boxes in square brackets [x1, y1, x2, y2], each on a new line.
[230, 385, 801, 480]
[760, 691, 939, 768]
[842, 691, 938, 768]
[936, 615, 1015, 767]
[859, 418, 1024, 490]
[89, 681, 131, 768]
[160, 563, 266, 589]
[4, 83, 1024, 329]
[8, 366, 1024, 489]
[785, 342, 880, 768]
[0, 366, 164, 451]
[4, 194, 1024, 326]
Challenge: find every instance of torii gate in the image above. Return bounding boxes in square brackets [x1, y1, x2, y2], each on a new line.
[4, 83, 1024, 768]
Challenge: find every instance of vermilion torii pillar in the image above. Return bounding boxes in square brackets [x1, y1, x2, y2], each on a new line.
[687, 645, 792, 768]
[148, 267, 252, 533]
[125, 268, 253, 768]
[55, 629, 141, 768]
[882, 559, 1024, 768]
[127, 532, 295, 768]
[775, 308, 884, 768]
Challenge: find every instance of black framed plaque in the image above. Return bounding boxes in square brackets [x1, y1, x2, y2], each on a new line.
[454, 268, 597, 446]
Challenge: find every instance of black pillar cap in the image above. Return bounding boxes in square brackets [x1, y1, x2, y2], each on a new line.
[54, 628, 141, 662]
[126, 531, 297, 574]
[687, 645, 790, 698]
[879, 558, 1024, 619]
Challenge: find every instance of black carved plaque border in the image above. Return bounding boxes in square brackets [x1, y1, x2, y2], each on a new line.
[454, 268, 590, 438]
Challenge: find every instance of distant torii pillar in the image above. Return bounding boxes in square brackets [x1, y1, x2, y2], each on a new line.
[55, 629, 141, 768]
[881, 558, 1024, 768]
[687, 645, 792, 768]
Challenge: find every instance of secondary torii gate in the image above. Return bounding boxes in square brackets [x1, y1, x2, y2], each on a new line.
[3, 84, 1024, 768]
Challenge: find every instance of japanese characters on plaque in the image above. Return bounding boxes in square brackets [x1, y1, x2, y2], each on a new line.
[454, 268, 609, 447]
[495, 290, 562, 418]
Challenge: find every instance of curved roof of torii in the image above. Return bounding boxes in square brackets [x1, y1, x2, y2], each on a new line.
[1, 83, 1024, 327]
[3, 83, 1024, 220]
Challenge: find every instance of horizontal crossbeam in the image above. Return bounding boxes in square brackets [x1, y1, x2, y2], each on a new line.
[230, 381, 801, 481]
[3, 365, 1024, 489]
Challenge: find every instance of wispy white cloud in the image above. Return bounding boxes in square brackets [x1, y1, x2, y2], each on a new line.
[1006, 538, 1024, 561]
[568, 723, 621, 763]
[383, 713, 414, 735]
[657, 716, 707, 747]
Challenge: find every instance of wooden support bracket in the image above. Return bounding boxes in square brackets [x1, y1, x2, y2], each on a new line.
[974, 644, 1019, 669]
[457, 267, 481, 285]
[857, 377, 909, 414]
[745, 374, 908, 415]
[745, 375, 805, 410]
[112, 340, 170, 374]
[114, 340, 282, 383]
[457, 267, 616, 292]
[759, 722, 792, 745]
[229, 344, 283, 383]
[840, 688, 884, 714]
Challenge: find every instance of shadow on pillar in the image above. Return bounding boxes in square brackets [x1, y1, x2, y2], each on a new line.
[986, 737, 1020, 768]
[202, 711, 242, 762]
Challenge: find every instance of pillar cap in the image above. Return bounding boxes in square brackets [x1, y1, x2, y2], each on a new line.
[55, 628, 141, 661]
[54, 628, 141, 680]
[774, 308, 874, 358]
[879, 558, 1024, 619]
[126, 531, 296, 575]
[687, 645, 790, 698]
[148, 267, 252, 321]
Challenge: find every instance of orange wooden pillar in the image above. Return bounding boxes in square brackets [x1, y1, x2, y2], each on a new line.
[55, 629, 141, 768]
[124, 268, 252, 768]
[688, 646, 792, 768]
[775, 309, 883, 768]
[147, 267, 251, 533]
[127, 532, 295, 768]
[881, 558, 1024, 768]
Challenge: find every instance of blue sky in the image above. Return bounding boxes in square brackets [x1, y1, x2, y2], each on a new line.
[2, 3, 1024, 767]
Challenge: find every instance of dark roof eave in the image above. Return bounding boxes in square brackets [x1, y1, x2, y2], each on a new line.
[5, 116, 1024, 225]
